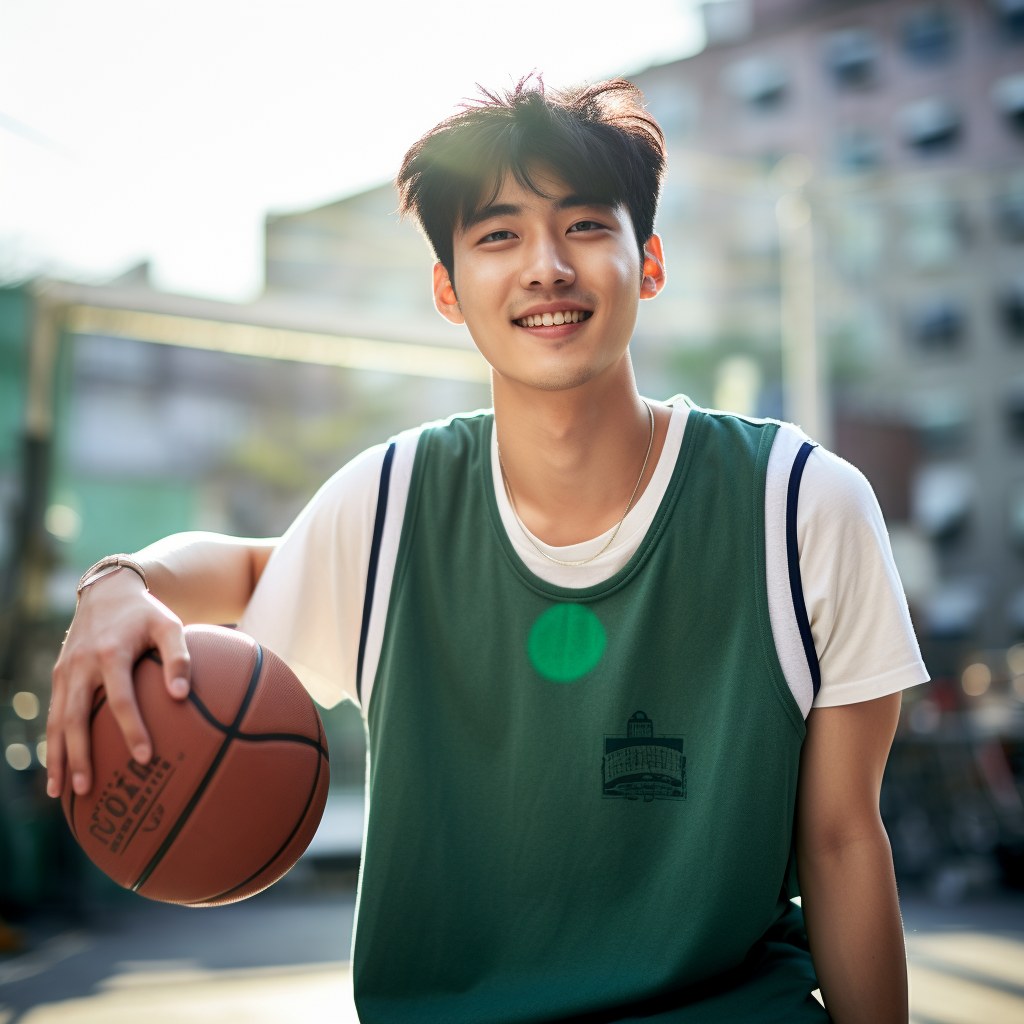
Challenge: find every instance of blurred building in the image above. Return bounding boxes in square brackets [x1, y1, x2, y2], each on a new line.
[632, 0, 1024, 660]
[265, 183, 441, 339]
[0, 211, 488, 905]
[628, 0, 1024, 892]
[11, 267, 484, 605]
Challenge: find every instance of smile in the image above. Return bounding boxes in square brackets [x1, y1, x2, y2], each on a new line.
[514, 310, 593, 328]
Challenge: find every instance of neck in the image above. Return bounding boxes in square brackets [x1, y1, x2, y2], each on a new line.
[492, 353, 670, 547]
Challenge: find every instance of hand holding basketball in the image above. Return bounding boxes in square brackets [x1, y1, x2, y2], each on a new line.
[61, 625, 329, 905]
[48, 568, 192, 800]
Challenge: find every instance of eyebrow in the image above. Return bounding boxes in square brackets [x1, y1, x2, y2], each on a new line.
[555, 194, 616, 212]
[462, 203, 522, 231]
[462, 195, 618, 232]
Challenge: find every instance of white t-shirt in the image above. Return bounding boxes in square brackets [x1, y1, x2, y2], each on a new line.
[241, 402, 928, 717]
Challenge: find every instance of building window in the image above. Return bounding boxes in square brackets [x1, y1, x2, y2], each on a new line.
[1002, 280, 1024, 339]
[992, 74, 1024, 134]
[996, 180, 1024, 241]
[1008, 383, 1024, 443]
[835, 128, 883, 171]
[991, 0, 1024, 40]
[723, 55, 788, 110]
[911, 463, 974, 541]
[907, 390, 971, 453]
[898, 97, 961, 151]
[907, 297, 966, 350]
[1009, 481, 1024, 549]
[902, 187, 966, 268]
[925, 580, 985, 637]
[828, 198, 886, 276]
[902, 6, 957, 64]
[702, 0, 753, 47]
[823, 29, 881, 89]
[641, 82, 699, 140]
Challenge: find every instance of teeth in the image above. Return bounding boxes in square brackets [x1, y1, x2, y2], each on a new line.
[515, 311, 588, 327]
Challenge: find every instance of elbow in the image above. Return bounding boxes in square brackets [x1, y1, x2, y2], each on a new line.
[797, 811, 890, 864]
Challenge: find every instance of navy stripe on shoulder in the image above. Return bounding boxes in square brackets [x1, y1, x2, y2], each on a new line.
[357, 442, 396, 702]
[786, 441, 821, 699]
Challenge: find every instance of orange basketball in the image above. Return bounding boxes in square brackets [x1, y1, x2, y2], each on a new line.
[62, 625, 330, 906]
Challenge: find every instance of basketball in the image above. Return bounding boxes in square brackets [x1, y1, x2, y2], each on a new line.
[61, 625, 330, 906]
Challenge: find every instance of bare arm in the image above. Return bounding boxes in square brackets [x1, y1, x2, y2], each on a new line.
[46, 532, 277, 801]
[796, 692, 907, 1024]
[136, 532, 277, 626]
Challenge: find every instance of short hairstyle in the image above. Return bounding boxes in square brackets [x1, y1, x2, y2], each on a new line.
[396, 77, 667, 282]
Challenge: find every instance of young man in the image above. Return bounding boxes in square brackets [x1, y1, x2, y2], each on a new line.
[47, 80, 925, 1022]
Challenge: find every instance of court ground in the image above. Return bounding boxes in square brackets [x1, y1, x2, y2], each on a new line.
[0, 871, 1021, 1023]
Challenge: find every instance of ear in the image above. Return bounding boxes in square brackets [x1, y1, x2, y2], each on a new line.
[432, 263, 464, 325]
[640, 235, 666, 300]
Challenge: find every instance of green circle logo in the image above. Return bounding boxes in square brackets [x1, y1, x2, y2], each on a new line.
[528, 604, 606, 682]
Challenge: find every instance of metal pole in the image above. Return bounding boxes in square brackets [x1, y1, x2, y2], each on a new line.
[0, 284, 61, 688]
[20, 285, 61, 619]
[775, 161, 830, 447]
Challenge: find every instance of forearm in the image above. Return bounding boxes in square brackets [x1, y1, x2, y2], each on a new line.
[134, 532, 277, 626]
[799, 825, 907, 1024]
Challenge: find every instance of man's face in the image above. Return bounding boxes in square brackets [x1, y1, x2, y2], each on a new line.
[434, 170, 664, 392]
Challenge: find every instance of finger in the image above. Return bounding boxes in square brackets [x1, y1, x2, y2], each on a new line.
[153, 619, 191, 700]
[63, 671, 102, 796]
[46, 679, 67, 798]
[97, 644, 153, 766]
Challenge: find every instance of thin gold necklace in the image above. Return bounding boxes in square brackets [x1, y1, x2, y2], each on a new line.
[497, 400, 655, 568]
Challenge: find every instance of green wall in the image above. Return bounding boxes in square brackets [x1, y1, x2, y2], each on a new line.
[0, 287, 28, 471]
[58, 478, 196, 576]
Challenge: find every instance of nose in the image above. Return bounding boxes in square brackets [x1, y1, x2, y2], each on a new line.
[519, 230, 576, 291]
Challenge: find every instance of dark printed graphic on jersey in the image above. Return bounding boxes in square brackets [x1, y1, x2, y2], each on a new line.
[602, 711, 686, 802]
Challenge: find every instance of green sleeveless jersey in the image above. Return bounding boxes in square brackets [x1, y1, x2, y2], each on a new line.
[353, 407, 829, 1023]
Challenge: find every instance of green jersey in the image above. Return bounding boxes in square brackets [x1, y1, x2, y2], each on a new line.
[351, 406, 828, 1023]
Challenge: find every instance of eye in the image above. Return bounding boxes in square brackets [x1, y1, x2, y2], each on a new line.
[567, 220, 606, 233]
[480, 229, 517, 243]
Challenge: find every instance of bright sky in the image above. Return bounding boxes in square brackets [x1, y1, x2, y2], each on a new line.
[0, 1, 705, 302]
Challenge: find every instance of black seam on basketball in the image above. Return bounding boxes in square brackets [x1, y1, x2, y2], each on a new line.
[68, 693, 110, 842]
[91, 694, 109, 722]
[130, 644, 264, 893]
[231, 644, 263, 726]
[187, 690, 328, 759]
[196, 741, 326, 904]
[234, 732, 329, 759]
[186, 690, 233, 731]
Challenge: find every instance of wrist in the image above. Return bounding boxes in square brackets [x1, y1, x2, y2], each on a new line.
[77, 555, 149, 602]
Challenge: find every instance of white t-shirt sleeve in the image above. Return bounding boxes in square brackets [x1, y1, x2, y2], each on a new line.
[799, 446, 930, 709]
[239, 443, 387, 709]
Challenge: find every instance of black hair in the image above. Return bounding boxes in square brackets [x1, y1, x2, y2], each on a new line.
[396, 76, 666, 282]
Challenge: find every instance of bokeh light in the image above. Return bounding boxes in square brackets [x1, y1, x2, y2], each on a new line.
[12, 690, 40, 720]
[44, 503, 82, 541]
[961, 663, 992, 697]
[5, 743, 32, 771]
